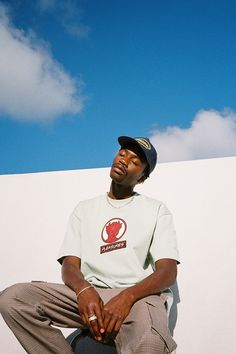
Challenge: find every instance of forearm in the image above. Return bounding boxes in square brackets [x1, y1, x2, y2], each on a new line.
[61, 257, 90, 294]
[61, 256, 105, 341]
[121, 259, 177, 304]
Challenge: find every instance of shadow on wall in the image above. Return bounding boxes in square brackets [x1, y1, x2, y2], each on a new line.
[169, 282, 180, 336]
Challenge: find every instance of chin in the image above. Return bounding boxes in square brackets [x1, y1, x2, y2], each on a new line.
[110, 173, 124, 184]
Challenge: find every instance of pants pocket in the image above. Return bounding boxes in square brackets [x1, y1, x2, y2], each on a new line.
[146, 296, 177, 353]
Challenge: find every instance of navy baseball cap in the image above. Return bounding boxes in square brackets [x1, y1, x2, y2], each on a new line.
[118, 136, 157, 174]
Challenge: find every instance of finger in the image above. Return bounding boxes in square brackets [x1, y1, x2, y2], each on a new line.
[103, 311, 111, 331]
[81, 313, 87, 326]
[86, 314, 97, 333]
[87, 314, 102, 341]
[98, 299, 105, 334]
[89, 319, 100, 339]
[103, 305, 112, 327]
[105, 316, 117, 338]
[112, 317, 123, 337]
[96, 313, 104, 335]
[88, 301, 104, 336]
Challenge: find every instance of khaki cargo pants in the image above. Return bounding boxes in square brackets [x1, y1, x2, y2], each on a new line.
[0, 282, 177, 354]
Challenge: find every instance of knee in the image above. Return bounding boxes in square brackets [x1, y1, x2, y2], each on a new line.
[0, 283, 27, 317]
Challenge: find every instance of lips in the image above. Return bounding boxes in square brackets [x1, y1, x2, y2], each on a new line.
[112, 163, 127, 175]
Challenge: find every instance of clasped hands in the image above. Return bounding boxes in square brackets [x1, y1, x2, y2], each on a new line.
[78, 287, 133, 342]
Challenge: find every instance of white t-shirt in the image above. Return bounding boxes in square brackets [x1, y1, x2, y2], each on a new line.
[58, 193, 180, 289]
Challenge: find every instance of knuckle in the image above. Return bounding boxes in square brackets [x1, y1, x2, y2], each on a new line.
[104, 308, 110, 315]
[87, 304, 95, 311]
[112, 312, 120, 319]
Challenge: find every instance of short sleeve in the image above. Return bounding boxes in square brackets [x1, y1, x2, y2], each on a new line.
[150, 203, 180, 264]
[57, 205, 82, 264]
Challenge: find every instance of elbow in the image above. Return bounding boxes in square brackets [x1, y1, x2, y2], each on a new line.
[155, 258, 178, 287]
[169, 262, 178, 286]
[171, 268, 177, 286]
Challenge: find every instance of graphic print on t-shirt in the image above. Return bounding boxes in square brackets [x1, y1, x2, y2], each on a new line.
[100, 218, 127, 254]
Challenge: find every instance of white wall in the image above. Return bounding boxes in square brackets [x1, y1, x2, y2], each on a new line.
[0, 157, 236, 354]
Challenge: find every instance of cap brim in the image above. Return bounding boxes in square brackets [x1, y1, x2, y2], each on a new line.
[118, 136, 140, 149]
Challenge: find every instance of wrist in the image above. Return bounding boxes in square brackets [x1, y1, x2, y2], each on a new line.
[76, 285, 94, 299]
[120, 288, 136, 305]
[74, 280, 92, 295]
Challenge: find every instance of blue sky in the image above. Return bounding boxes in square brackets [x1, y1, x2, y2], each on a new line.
[0, 0, 236, 174]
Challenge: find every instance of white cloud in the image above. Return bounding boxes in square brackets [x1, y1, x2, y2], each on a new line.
[37, 0, 90, 39]
[0, 3, 84, 123]
[150, 110, 236, 162]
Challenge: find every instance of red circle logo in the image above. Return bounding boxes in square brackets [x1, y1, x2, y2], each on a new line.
[101, 218, 127, 243]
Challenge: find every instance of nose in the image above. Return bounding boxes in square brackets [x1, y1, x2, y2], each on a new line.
[119, 155, 128, 167]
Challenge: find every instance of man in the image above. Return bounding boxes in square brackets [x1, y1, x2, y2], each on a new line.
[0, 136, 179, 354]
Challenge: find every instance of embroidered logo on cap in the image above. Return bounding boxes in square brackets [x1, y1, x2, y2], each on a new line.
[135, 138, 151, 150]
[100, 218, 127, 254]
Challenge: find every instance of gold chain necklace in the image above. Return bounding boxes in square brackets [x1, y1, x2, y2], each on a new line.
[106, 193, 136, 208]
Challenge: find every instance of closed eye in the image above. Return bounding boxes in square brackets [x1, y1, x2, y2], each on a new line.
[131, 159, 140, 165]
[119, 152, 125, 157]
[119, 149, 126, 157]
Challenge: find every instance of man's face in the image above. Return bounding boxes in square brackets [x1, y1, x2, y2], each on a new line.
[110, 146, 148, 187]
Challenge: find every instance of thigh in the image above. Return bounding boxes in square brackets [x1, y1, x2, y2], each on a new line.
[1, 281, 84, 328]
[11, 281, 77, 305]
[30, 281, 84, 328]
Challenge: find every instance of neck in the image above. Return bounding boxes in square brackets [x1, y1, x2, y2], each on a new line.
[108, 181, 135, 200]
